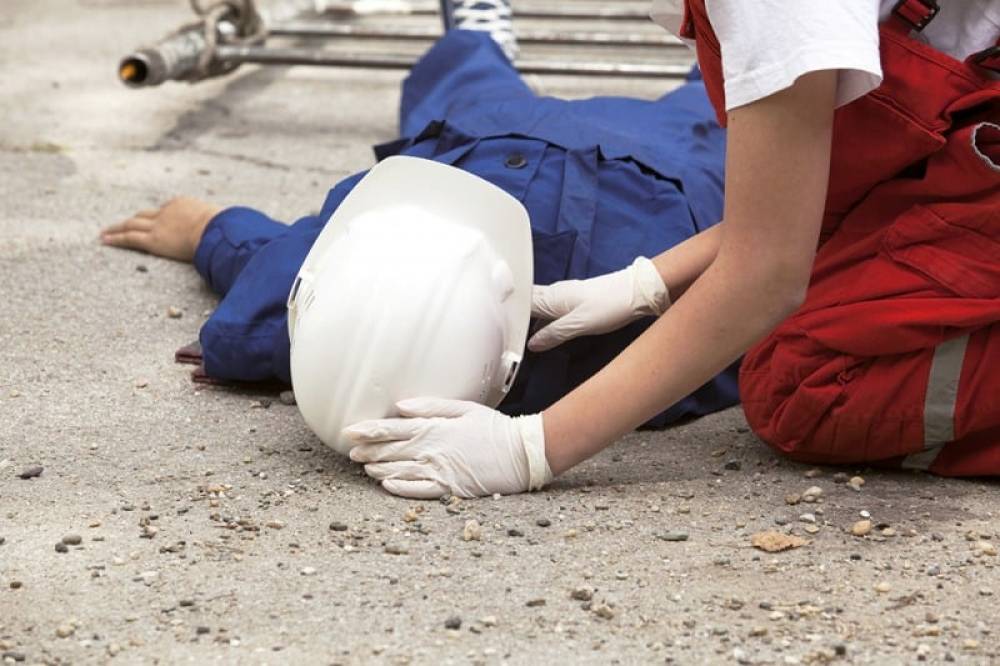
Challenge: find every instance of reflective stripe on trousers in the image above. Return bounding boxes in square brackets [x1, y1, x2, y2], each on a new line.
[902, 335, 971, 471]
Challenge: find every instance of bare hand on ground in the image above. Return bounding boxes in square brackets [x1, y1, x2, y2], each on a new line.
[100, 197, 223, 263]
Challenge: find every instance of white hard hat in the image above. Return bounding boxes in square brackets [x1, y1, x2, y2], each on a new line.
[286, 156, 533, 455]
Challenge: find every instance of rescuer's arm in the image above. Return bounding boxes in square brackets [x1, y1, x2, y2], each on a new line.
[542, 69, 837, 474]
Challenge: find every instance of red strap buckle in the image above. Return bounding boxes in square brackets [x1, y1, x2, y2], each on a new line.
[893, 0, 940, 31]
[971, 46, 1000, 73]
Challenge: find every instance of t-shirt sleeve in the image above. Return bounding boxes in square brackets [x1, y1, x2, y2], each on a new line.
[705, 0, 883, 111]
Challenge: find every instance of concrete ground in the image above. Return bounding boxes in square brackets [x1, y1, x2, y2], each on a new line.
[1, 1, 998, 664]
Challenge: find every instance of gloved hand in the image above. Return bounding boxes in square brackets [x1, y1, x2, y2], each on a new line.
[344, 398, 552, 499]
[528, 256, 670, 352]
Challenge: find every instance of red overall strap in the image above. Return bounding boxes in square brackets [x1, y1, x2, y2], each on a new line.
[970, 43, 1000, 73]
[890, 0, 940, 32]
[890, 0, 1000, 73]
[679, 0, 728, 126]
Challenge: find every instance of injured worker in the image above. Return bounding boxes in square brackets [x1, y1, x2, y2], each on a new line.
[102, 3, 737, 498]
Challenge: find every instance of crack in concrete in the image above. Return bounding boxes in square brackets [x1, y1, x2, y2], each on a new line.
[176, 144, 338, 174]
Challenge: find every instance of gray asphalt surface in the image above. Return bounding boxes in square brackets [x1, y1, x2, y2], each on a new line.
[1, 1, 998, 665]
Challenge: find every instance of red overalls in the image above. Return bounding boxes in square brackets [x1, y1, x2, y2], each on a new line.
[681, 0, 1000, 475]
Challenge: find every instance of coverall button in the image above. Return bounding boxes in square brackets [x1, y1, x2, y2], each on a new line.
[504, 153, 527, 169]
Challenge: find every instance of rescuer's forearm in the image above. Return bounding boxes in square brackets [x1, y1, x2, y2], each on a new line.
[651, 221, 725, 302]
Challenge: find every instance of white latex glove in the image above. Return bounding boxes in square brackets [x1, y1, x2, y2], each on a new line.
[529, 256, 670, 352]
[344, 398, 552, 499]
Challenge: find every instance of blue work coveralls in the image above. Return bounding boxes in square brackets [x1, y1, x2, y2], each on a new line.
[193, 30, 738, 427]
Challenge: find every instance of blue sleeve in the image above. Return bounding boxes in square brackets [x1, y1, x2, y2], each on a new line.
[198, 172, 366, 383]
[193, 207, 289, 297]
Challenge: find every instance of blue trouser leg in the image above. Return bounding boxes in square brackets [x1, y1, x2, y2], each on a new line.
[400, 31, 532, 137]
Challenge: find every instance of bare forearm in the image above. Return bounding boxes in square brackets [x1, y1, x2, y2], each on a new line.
[652, 221, 724, 302]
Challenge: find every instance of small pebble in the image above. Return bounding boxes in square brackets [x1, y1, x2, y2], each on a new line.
[657, 531, 689, 542]
[784, 494, 801, 506]
[196, 626, 211, 635]
[179, 599, 195, 607]
[9, 581, 23, 590]
[17, 466, 43, 480]
[278, 390, 296, 406]
[525, 598, 546, 607]
[54, 542, 68, 554]
[873, 581, 891, 594]
[571, 587, 593, 602]
[799, 513, 816, 524]
[480, 615, 498, 627]
[832, 472, 849, 484]
[535, 518, 551, 528]
[166, 306, 183, 319]
[848, 476, 865, 490]
[300, 567, 317, 576]
[802, 486, 823, 503]
[2, 651, 26, 662]
[62, 534, 82, 546]
[136, 264, 148, 273]
[463, 520, 481, 542]
[507, 528, 524, 537]
[384, 543, 408, 555]
[55, 625, 75, 638]
[329, 521, 348, 532]
[724, 460, 741, 471]
[444, 616, 462, 630]
[266, 520, 285, 530]
[976, 541, 997, 557]
[592, 604, 615, 620]
[851, 520, 873, 537]
[804, 468, 821, 478]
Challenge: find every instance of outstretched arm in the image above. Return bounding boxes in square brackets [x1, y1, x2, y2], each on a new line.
[544, 69, 837, 473]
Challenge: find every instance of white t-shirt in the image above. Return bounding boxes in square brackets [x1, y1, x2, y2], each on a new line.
[650, 0, 1000, 111]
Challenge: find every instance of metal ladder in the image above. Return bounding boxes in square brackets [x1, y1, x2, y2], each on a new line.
[119, 0, 694, 88]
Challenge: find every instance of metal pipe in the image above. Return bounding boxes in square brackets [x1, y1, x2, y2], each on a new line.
[269, 21, 682, 47]
[119, 24, 215, 87]
[321, 0, 653, 21]
[119, 0, 321, 87]
[214, 43, 690, 77]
